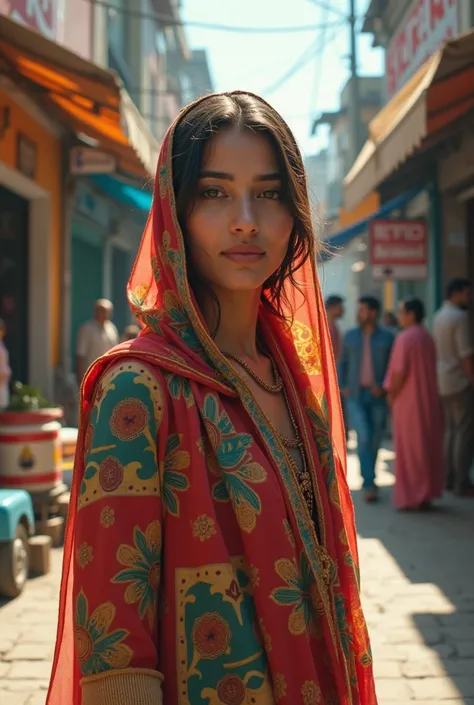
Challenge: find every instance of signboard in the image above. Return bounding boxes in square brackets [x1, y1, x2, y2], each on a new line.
[386, 0, 459, 98]
[69, 147, 117, 176]
[16, 132, 37, 179]
[6, 0, 59, 39]
[369, 219, 428, 281]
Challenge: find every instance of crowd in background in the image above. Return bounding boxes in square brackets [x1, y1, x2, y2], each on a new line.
[326, 278, 474, 508]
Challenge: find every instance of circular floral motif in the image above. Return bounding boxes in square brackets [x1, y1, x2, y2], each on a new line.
[217, 675, 246, 705]
[110, 398, 149, 441]
[84, 424, 94, 456]
[99, 457, 124, 493]
[192, 514, 216, 542]
[74, 626, 93, 663]
[77, 542, 93, 569]
[301, 680, 322, 705]
[100, 506, 115, 528]
[192, 612, 230, 660]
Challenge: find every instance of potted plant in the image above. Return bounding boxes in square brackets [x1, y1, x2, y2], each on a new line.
[0, 382, 63, 426]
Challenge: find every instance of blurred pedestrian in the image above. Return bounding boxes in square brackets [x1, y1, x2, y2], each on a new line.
[325, 295, 349, 439]
[0, 318, 11, 410]
[121, 324, 140, 341]
[433, 278, 474, 497]
[76, 299, 119, 381]
[382, 311, 399, 335]
[384, 298, 443, 510]
[339, 296, 394, 502]
[325, 294, 344, 362]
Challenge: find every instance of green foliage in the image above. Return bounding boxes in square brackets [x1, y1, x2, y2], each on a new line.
[7, 382, 53, 411]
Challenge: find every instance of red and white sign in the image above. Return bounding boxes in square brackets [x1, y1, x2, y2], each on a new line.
[386, 0, 459, 98]
[369, 219, 428, 281]
[5, 0, 59, 39]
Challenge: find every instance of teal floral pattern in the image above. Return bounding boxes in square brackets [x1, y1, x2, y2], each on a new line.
[166, 373, 195, 408]
[202, 394, 266, 533]
[271, 553, 316, 636]
[74, 590, 132, 676]
[112, 520, 161, 626]
[163, 433, 190, 516]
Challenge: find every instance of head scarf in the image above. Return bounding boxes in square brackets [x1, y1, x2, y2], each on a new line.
[47, 92, 376, 705]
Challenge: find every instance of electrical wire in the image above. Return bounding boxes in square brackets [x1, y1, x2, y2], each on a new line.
[262, 23, 345, 96]
[83, 0, 345, 33]
[310, 2, 329, 111]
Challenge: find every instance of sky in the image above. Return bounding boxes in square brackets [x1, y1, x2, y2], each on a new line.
[181, 0, 385, 159]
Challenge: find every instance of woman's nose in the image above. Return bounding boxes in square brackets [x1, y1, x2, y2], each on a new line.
[231, 195, 259, 235]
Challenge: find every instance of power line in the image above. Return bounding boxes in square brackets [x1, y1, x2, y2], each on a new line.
[310, 2, 329, 113]
[262, 23, 346, 96]
[305, 0, 348, 18]
[84, 0, 345, 33]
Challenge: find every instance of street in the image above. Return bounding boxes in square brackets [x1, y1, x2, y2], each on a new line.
[0, 439, 473, 705]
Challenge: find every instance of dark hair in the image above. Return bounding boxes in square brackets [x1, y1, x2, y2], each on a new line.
[359, 296, 381, 314]
[325, 295, 344, 308]
[383, 311, 397, 326]
[446, 277, 471, 299]
[171, 92, 315, 327]
[403, 297, 425, 323]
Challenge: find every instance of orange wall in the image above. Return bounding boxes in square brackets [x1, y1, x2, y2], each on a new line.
[0, 90, 62, 365]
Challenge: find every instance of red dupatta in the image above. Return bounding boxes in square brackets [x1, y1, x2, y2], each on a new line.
[47, 92, 376, 705]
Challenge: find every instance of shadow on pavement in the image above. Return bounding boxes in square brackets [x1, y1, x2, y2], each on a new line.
[350, 439, 474, 703]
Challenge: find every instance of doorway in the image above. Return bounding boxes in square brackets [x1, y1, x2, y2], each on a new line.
[0, 185, 29, 384]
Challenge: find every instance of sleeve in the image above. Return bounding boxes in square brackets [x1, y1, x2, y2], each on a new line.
[384, 336, 408, 391]
[0, 345, 10, 379]
[73, 363, 164, 705]
[76, 324, 90, 357]
[454, 314, 474, 359]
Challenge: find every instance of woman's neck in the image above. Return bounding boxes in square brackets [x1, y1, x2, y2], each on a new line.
[201, 288, 262, 362]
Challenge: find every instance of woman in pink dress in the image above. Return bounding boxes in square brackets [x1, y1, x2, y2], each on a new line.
[384, 298, 444, 510]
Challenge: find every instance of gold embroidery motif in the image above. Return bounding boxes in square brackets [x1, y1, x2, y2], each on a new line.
[77, 542, 93, 568]
[192, 514, 217, 542]
[292, 320, 322, 376]
[130, 283, 149, 306]
[100, 506, 115, 527]
[283, 518, 296, 549]
[274, 673, 287, 701]
[301, 680, 322, 704]
[258, 617, 272, 653]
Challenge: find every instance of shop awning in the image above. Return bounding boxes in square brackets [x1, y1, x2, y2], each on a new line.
[344, 29, 474, 211]
[0, 15, 159, 177]
[89, 174, 153, 211]
[325, 187, 421, 252]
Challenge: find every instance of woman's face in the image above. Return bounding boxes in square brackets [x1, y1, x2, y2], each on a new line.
[185, 127, 294, 297]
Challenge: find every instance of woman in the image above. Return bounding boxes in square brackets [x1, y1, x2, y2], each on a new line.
[384, 298, 443, 510]
[0, 318, 11, 410]
[47, 92, 376, 705]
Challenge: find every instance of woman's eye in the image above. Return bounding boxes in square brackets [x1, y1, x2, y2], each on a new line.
[202, 188, 224, 199]
[259, 189, 281, 200]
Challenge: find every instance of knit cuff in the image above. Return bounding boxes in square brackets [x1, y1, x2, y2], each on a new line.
[80, 667, 163, 705]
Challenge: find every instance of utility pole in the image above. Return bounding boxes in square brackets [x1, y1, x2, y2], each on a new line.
[348, 0, 362, 165]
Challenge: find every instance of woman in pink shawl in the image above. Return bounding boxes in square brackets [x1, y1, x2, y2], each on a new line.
[384, 298, 444, 510]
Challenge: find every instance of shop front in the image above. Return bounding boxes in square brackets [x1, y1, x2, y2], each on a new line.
[0, 87, 62, 399]
[343, 30, 474, 323]
[0, 14, 158, 409]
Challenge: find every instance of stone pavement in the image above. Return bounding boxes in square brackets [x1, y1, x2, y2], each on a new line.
[0, 438, 473, 704]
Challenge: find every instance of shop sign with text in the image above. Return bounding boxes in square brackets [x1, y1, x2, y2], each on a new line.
[5, 0, 59, 39]
[370, 219, 428, 281]
[386, 0, 458, 97]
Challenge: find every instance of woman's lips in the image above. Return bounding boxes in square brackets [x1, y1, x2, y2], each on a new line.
[221, 252, 265, 263]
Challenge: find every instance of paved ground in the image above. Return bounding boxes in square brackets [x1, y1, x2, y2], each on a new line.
[0, 437, 473, 704]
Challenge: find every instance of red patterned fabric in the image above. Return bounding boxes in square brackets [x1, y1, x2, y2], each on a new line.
[47, 93, 377, 705]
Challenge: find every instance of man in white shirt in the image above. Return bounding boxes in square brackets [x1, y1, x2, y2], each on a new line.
[76, 299, 119, 381]
[433, 278, 474, 497]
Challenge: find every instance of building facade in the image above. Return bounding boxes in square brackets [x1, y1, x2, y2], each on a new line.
[311, 76, 385, 324]
[345, 0, 474, 325]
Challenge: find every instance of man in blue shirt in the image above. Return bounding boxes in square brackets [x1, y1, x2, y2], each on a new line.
[338, 296, 394, 502]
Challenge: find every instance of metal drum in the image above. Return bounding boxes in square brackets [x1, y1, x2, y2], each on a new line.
[0, 410, 63, 494]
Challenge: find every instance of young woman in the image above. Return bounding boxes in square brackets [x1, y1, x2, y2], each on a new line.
[384, 297, 444, 510]
[47, 92, 377, 705]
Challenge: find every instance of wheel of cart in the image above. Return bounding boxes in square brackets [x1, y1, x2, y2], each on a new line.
[0, 489, 35, 598]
